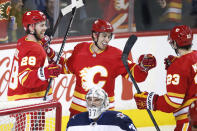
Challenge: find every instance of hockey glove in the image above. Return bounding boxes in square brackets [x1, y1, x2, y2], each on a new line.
[38, 63, 62, 81]
[138, 54, 156, 71]
[40, 36, 58, 63]
[164, 55, 177, 70]
[40, 35, 51, 49]
[134, 91, 158, 111]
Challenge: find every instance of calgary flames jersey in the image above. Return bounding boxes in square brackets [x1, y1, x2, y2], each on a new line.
[63, 42, 148, 116]
[8, 36, 52, 101]
[99, 0, 129, 33]
[156, 51, 197, 126]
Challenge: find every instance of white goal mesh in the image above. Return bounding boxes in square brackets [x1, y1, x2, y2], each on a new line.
[0, 100, 62, 131]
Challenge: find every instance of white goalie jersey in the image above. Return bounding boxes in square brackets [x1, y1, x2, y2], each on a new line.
[66, 110, 137, 131]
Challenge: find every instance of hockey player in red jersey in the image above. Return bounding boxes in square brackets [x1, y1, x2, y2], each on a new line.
[8, 10, 62, 130]
[134, 25, 197, 131]
[42, 19, 156, 118]
[189, 100, 197, 131]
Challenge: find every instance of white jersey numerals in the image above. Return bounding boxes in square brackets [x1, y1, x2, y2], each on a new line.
[166, 74, 180, 85]
[21, 56, 36, 66]
[194, 74, 197, 84]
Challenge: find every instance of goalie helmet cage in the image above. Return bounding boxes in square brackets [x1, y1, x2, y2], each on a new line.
[0, 100, 62, 131]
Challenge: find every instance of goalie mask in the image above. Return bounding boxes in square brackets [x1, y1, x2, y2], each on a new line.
[86, 88, 109, 119]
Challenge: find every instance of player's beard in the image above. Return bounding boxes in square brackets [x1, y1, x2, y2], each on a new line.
[34, 30, 44, 41]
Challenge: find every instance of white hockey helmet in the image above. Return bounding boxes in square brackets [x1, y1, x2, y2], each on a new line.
[85, 88, 109, 119]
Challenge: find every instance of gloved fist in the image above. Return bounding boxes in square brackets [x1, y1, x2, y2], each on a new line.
[134, 91, 158, 110]
[38, 63, 62, 80]
[164, 55, 177, 70]
[40, 35, 51, 49]
[40, 35, 57, 63]
[138, 54, 156, 71]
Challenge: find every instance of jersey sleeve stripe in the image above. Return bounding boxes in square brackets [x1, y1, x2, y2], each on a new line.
[169, 96, 183, 104]
[174, 106, 189, 116]
[168, 92, 185, 98]
[164, 94, 181, 108]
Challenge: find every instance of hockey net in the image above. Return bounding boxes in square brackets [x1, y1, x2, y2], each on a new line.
[0, 100, 62, 131]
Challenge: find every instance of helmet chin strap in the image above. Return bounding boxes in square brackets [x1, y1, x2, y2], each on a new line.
[94, 41, 102, 50]
[30, 24, 41, 41]
[93, 32, 102, 50]
[171, 41, 180, 56]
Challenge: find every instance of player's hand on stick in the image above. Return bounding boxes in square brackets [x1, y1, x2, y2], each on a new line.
[134, 92, 158, 111]
[164, 55, 177, 70]
[40, 36, 58, 63]
[138, 54, 156, 71]
[40, 35, 51, 49]
[38, 63, 62, 80]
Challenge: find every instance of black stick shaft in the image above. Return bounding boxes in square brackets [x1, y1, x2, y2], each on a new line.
[122, 57, 160, 131]
[122, 35, 160, 131]
[43, 7, 77, 101]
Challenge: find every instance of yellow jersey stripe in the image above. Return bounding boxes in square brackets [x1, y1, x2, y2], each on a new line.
[70, 103, 87, 112]
[164, 95, 180, 108]
[175, 114, 188, 121]
[168, 92, 185, 98]
[8, 88, 52, 101]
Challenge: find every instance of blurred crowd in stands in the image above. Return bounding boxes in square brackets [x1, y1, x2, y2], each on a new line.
[0, 0, 197, 43]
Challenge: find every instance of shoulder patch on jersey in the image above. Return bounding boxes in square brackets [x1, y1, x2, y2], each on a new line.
[116, 112, 126, 119]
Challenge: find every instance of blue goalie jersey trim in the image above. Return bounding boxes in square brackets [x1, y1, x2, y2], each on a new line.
[66, 110, 137, 131]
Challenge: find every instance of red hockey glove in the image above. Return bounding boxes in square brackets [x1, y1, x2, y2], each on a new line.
[38, 63, 62, 80]
[134, 91, 158, 111]
[40, 36, 57, 63]
[164, 55, 177, 70]
[189, 100, 197, 128]
[40, 35, 51, 49]
[138, 54, 156, 71]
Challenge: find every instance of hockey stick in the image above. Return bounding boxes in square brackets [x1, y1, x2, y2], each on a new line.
[43, 1, 78, 101]
[45, 0, 85, 37]
[121, 35, 160, 131]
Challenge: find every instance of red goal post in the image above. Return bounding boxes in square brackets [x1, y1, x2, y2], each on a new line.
[0, 100, 62, 131]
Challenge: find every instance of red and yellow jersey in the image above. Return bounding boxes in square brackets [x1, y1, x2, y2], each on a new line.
[99, 0, 129, 33]
[0, 0, 11, 42]
[156, 51, 197, 124]
[63, 42, 148, 115]
[8, 36, 52, 101]
[160, 0, 182, 22]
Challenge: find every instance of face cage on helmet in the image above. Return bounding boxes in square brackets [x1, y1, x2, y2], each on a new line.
[87, 98, 106, 119]
[86, 89, 109, 119]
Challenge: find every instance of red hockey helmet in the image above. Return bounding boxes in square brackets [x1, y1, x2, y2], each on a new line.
[22, 10, 46, 31]
[168, 25, 193, 47]
[92, 19, 113, 33]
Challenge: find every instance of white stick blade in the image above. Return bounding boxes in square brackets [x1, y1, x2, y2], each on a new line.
[61, 0, 85, 16]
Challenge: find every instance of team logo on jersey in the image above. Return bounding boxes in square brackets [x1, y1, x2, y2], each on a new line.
[116, 112, 126, 119]
[80, 66, 108, 91]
